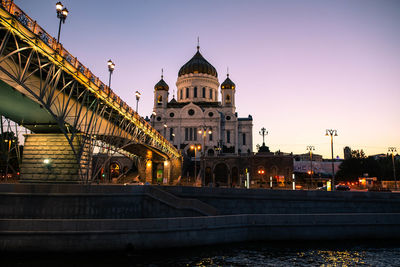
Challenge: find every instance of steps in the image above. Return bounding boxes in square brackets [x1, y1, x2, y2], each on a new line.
[145, 186, 219, 216]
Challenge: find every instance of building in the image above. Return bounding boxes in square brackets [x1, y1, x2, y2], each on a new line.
[148, 45, 293, 187]
[294, 153, 323, 162]
[150, 45, 253, 157]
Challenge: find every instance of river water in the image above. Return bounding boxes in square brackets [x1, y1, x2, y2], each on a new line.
[3, 241, 400, 266]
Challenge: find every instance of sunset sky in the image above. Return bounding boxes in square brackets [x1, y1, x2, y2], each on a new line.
[16, 0, 400, 158]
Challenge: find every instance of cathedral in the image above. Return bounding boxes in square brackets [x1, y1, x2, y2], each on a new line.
[150, 45, 253, 159]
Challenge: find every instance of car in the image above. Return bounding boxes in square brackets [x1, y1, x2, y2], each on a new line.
[124, 181, 144, 186]
[316, 186, 327, 191]
[335, 185, 350, 191]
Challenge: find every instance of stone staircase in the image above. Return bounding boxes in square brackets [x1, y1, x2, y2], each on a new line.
[145, 186, 219, 216]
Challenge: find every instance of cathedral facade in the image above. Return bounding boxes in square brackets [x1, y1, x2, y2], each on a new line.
[150, 46, 253, 159]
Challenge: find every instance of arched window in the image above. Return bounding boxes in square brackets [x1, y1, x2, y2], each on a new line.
[202, 87, 206, 98]
[180, 89, 183, 100]
[194, 87, 197, 98]
[186, 88, 189, 98]
[157, 95, 162, 105]
[209, 89, 212, 99]
[225, 94, 231, 104]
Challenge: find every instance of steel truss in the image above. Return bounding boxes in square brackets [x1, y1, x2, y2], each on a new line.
[0, 1, 180, 183]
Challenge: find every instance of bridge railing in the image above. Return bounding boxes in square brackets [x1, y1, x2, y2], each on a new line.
[0, 0, 176, 156]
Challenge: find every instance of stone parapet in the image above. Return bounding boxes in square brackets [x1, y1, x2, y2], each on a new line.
[1, 213, 400, 251]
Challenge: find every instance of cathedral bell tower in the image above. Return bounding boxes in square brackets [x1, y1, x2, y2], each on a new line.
[153, 71, 169, 109]
[221, 73, 236, 108]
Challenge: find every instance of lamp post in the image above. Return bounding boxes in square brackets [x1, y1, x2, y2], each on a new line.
[107, 59, 115, 88]
[56, 2, 68, 43]
[151, 111, 156, 127]
[388, 147, 397, 190]
[307, 145, 315, 189]
[163, 123, 167, 137]
[259, 127, 268, 146]
[198, 127, 212, 186]
[190, 144, 201, 184]
[325, 129, 338, 191]
[135, 91, 141, 113]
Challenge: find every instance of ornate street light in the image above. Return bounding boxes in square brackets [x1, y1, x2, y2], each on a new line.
[56, 2, 68, 43]
[163, 123, 167, 136]
[325, 129, 338, 190]
[198, 126, 212, 186]
[259, 127, 268, 147]
[307, 145, 315, 189]
[190, 144, 202, 183]
[135, 91, 141, 113]
[388, 147, 397, 190]
[151, 111, 156, 127]
[107, 59, 115, 88]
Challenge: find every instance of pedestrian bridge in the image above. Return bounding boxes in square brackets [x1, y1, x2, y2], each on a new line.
[0, 1, 181, 183]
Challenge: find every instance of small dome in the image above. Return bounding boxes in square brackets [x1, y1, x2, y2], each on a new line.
[178, 48, 218, 78]
[221, 74, 235, 89]
[154, 77, 169, 91]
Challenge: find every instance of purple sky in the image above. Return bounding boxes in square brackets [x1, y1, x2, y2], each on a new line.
[16, 0, 400, 158]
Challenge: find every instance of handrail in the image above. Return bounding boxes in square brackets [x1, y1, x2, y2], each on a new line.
[0, 0, 179, 158]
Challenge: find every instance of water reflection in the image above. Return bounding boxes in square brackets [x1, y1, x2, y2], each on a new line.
[2, 241, 400, 267]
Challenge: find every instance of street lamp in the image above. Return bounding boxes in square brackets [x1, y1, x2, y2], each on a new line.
[135, 91, 141, 113]
[259, 127, 268, 146]
[198, 126, 212, 186]
[56, 2, 68, 43]
[107, 59, 115, 88]
[163, 123, 167, 137]
[307, 145, 315, 189]
[388, 147, 397, 190]
[151, 111, 156, 127]
[325, 129, 338, 191]
[190, 144, 201, 183]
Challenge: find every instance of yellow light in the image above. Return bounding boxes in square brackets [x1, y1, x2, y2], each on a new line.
[198, 130, 202, 134]
[208, 130, 212, 134]
[164, 161, 168, 166]
[197, 145, 201, 150]
[190, 145, 195, 150]
[62, 8, 68, 17]
[56, 2, 63, 11]
[146, 161, 152, 167]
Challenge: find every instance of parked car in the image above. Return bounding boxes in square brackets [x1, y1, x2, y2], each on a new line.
[316, 185, 327, 191]
[335, 184, 350, 191]
[124, 181, 144, 186]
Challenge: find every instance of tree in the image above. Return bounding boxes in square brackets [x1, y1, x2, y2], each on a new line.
[336, 151, 399, 182]
[0, 131, 21, 175]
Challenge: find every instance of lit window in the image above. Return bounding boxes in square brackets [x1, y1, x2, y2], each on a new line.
[225, 94, 231, 104]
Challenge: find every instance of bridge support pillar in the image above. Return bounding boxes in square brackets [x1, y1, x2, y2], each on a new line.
[137, 157, 181, 185]
[20, 134, 89, 183]
[170, 157, 182, 184]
